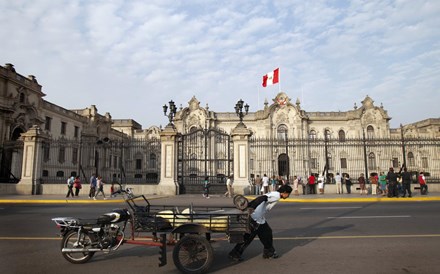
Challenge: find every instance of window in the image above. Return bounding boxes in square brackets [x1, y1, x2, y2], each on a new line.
[368, 152, 376, 170]
[149, 153, 157, 168]
[408, 152, 415, 166]
[309, 130, 316, 141]
[56, 171, 64, 177]
[338, 130, 346, 142]
[43, 142, 50, 162]
[45, 117, 52, 131]
[310, 158, 318, 169]
[19, 93, 25, 103]
[72, 148, 78, 164]
[327, 153, 333, 170]
[277, 125, 288, 140]
[61, 122, 66, 135]
[422, 157, 428, 168]
[392, 158, 399, 168]
[114, 156, 118, 168]
[74, 126, 79, 138]
[367, 125, 374, 139]
[324, 129, 331, 140]
[58, 147, 65, 163]
[340, 158, 347, 169]
[42, 170, 49, 177]
[136, 159, 142, 170]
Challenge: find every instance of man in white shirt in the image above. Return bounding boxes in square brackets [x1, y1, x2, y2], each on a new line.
[229, 185, 293, 261]
[262, 174, 270, 194]
[335, 172, 343, 194]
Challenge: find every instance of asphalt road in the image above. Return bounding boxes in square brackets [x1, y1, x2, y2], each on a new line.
[1, 200, 439, 274]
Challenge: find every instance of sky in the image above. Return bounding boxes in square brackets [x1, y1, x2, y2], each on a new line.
[1, 0, 439, 129]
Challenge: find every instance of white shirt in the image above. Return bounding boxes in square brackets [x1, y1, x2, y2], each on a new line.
[262, 176, 270, 187]
[335, 174, 342, 183]
[251, 191, 281, 224]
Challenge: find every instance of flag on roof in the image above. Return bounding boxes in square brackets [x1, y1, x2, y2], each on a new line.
[262, 68, 279, 87]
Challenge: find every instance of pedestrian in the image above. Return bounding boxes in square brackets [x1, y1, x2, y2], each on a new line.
[66, 175, 75, 198]
[89, 173, 97, 199]
[202, 176, 210, 199]
[379, 171, 387, 196]
[94, 176, 107, 200]
[317, 174, 325, 194]
[270, 175, 277, 192]
[254, 175, 262, 195]
[224, 174, 234, 198]
[73, 176, 82, 196]
[418, 172, 428, 195]
[386, 167, 399, 197]
[228, 184, 293, 262]
[335, 172, 343, 194]
[370, 173, 378, 195]
[359, 173, 367, 195]
[308, 173, 316, 194]
[262, 174, 270, 194]
[293, 175, 299, 196]
[344, 174, 352, 194]
[401, 167, 412, 198]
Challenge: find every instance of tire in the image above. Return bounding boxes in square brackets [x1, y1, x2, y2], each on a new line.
[61, 230, 96, 264]
[172, 234, 213, 274]
[233, 195, 248, 211]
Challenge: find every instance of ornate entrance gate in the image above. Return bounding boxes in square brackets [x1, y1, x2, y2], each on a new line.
[177, 128, 233, 194]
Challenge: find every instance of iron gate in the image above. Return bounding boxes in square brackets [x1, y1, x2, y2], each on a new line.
[177, 128, 233, 194]
[0, 140, 23, 183]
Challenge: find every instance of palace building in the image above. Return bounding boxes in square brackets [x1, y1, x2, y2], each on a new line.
[1, 63, 439, 195]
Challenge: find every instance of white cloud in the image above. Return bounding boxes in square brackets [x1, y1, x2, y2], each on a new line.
[1, 0, 439, 128]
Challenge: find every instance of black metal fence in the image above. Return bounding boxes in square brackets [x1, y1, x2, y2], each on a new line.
[40, 137, 161, 185]
[249, 136, 440, 183]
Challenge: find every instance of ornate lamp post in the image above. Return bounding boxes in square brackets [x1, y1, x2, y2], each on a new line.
[235, 99, 249, 124]
[163, 100, 177, 126]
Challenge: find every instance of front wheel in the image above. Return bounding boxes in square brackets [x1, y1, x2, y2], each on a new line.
[172, 234, 213, 274]
[61, 230, 96, 264]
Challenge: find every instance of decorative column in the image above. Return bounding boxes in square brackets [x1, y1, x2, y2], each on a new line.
[159, 124, 179, 195]
[231, 123, 252, 195]
[18, 125, 49, 195]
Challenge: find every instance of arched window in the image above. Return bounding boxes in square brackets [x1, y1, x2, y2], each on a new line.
[338, 130, 346, 142]
[368, 152, 376, 169]
[367, 125, 374, 139]
[324, 129, 331, 140]
[277, 125, 288, 140]
[408, 152, 415, 166]
[309, 130, 316, 141]
[149, 153, 157, 168]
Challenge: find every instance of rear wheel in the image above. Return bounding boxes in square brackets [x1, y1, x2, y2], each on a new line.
[172, 234, 213, 274]
[61, 230, 95, 264]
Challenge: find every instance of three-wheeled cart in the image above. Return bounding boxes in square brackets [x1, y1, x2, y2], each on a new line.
[124, 194, 250, 274]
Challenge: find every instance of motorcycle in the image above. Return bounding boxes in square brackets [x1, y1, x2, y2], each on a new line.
[52, 208, 131, 264]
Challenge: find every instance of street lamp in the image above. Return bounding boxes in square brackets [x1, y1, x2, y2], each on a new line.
[235, 99, 249, 124]
[163, 100, 177, 126]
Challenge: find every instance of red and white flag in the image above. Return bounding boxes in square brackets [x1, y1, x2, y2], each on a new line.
[262, 68, 279, 87]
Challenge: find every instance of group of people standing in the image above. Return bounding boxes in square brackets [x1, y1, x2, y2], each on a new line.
[65, 173, 107, 200]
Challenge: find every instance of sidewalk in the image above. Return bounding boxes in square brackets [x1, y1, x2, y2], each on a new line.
[0, 192, 439, 204]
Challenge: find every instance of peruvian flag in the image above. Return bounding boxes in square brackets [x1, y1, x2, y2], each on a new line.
[262, 68, 279, 87]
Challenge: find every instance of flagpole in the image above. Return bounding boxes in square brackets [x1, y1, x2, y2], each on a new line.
[278, 67, 281, 93]
[258, 85, 260, 109]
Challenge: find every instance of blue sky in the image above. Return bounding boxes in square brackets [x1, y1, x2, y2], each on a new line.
[1, 0, 439, 128]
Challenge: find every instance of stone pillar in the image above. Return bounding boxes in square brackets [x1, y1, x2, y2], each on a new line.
[18, 125, 49, 195]
[231, 123, 252, 195]
[159, 124, 179, 195]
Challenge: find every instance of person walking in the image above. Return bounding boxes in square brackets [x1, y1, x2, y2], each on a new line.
[308, 173, 316, 194]
[202, 176, 210, 199]
[358, 173, 367, 195]
[224, 174, 234, 198]
[66, 175, 75, 198]
[335, 172, 343, 194]
[228, 184, 293, 262]
[270, 175, 277, 192]
[94, 176, 107, 200]
[293, 175, 299, 196]
[401, 167, 412, 198]
[344, 174, 352, 194]
[262, 174, 270, 194]
[254, 175, 262, 195]
[386, 167, 399, 197]
[89, 173, 97, 199]
[73, 176, 82, 197]
[418, 172, 428, 195]
[370, 173, 378, 195]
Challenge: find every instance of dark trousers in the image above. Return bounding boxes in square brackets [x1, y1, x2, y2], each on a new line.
[308, 184, 316, 194]
[388, 182, 398, 197]
[231, 222, 274, 257]
[66, 186, 74, 197]
[74, 187, 80, 196]
[420, 184, 428, 195]
[402, 183, 412, 197]
[89, 187, 96, 198]
[346, 184, 351, 194]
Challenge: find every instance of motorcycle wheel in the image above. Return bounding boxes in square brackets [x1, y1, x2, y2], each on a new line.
[233, 194, 249, 211]
[61, 230, 96, 264]
[172, 234, 213, 274]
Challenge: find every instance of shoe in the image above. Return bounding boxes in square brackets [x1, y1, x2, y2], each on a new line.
[263, 252, 279, 259]
[104, 198, 108, 200]
[206, 196, 210, 199]
[93, 197, 96, 200]
[228, 251, 243, 262]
